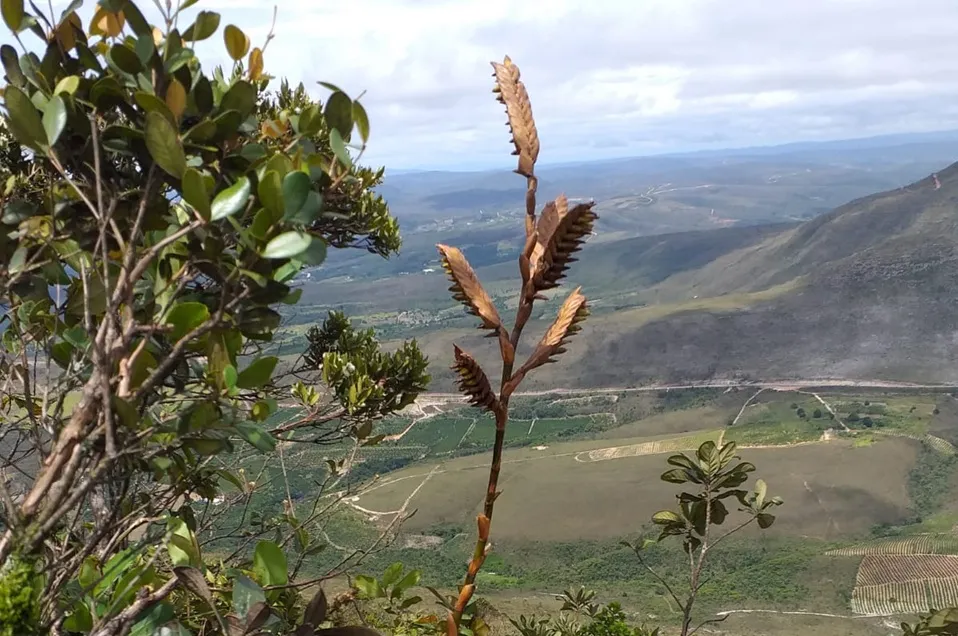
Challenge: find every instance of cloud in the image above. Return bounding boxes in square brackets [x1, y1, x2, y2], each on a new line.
[16, 0, 958, 169]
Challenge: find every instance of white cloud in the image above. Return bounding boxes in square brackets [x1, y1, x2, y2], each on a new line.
[15, 0, 958, 169]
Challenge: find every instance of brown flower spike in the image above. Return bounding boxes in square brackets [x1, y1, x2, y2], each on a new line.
[437, 244, 503, 332]
[516, 287, 589, 380]
[491, 56, 540, 179]
[451, 345, 499, 414]
[529, 195, 598, 294]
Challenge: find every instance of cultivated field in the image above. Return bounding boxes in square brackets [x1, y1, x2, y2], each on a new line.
[355, 434, 919, 542]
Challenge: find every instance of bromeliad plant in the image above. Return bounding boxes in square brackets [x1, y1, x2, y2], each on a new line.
[438, 56, 598, 636]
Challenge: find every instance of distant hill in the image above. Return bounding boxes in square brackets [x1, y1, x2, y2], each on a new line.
[546, 162, 958, 387]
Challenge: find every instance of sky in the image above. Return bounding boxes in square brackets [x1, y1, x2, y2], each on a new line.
[22, 0, 958, 170]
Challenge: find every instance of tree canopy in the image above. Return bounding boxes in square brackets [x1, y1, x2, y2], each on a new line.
[0, 1, 428, 633]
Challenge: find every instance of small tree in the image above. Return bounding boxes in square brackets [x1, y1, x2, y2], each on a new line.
[434, 56, 598, 636]
[0, 1, 429, 634]
[624, 438, 783, 636]
[812, 408, 823, 419]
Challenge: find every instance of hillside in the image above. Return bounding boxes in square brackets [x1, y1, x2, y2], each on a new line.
[546, 162, 958, 387]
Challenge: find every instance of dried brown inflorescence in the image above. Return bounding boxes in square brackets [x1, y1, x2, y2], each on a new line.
[438, 243, 503, 332]
[491, 56, 540, 179]
[517, 287, 589, 377]
[530, 195, 598, 295]
[451, 345, 499, 414]
[440, 56, 596, 636]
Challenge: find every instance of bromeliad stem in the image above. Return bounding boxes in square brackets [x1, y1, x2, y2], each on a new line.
[449, 407, 506, 631]
[447, 172, 537, 636]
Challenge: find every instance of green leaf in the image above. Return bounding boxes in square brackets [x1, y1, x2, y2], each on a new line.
[1, 0, 23, 32]
[134, 35, 155, 64]
[352, 100, 370, 143]
[220, 80, 256, 119]
[223, 364, 238, 389]
[262, 231, 311, 260]
[54, 75, 79, 95]
[167, 517, 200, 568]
[109, 43, 142, 74]
[210, 176, 251, 221]
[324, 90, 353, 138]
[300, 238, 327, 266]
[651, 510, 683, 525]
[130, 603, 175, 636]
[223, 24, 249, 61]
[281, 288, 303, 305]
[317, 81, 344, 93]
[165, 302, 210, 341]
[299, 105, 321, 136]
[235, 421, 276, 453]
[42, 95, 66, 146]
[281, 171, 311, 219]
[232, 576, 265, 618]
[756, 513, 775, 529]
[660, 468, 689, 484]
[353, 575, 383, 600]
[286, 190, 321, 225]
[182, 168, 211, 221]
[145, 111, 186, 178]
[164, 49, 194, 74]
[63, 603, 92, 633]
[184, 10, 220, 41]
[329, 129, 351, 168]
[236, 356, 278, 389]
[382, 562, 403, 586]
[754, 478, 767, 507]
[1, 45, 23, 86]
[257, 170, 283, 218]
[4, 85, 46, 150]
[394, 569, 421, 595]
[253, 540, 288, 587]
[135, 91, 176, 124]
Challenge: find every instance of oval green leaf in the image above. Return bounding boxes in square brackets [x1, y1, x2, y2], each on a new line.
[182, 168, 211, 221]
[54, 75, 79, 96]
[300, 237, 327, 266]
[281, 170, 310, 219]
[145, 111, 186, 178]
[165, 301, 210, 342]
[42, 95, 66, 146]
[235, 422, 276, 454]
[4, 84, 46, 150]
[236, 356, 278, 389]
[352, 99, 370, 143]
[257, 170, 283, 218]
[253, 540, 287, 586]
[262, 231, 311, 260]
[210, 176, 250, 221]
[220, 80, 256, 118]
[323, 90, 353, 139]
[184, 10, 220, 42]
[1, 45, 23, 86]
[290, 191, 323, 225]
[109, 43, 142, 74]
[328, 128, 351, 169]
[1, 0, 23, 32]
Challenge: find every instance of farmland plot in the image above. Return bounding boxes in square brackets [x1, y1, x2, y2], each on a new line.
[828, 535, 958, 556]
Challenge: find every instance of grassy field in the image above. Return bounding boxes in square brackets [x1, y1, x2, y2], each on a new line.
[355, 434, 919, 542]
